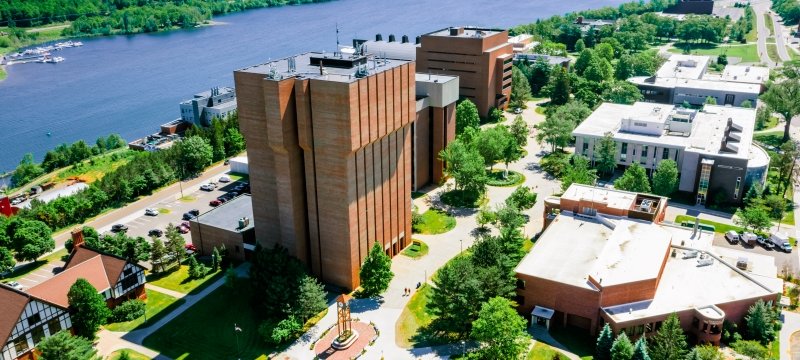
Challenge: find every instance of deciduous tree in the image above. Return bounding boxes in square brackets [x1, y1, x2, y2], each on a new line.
[0, 247, 15, 275]
[359, 242, 393, 296]
[428, 255, 484, 335]
[505, 186, 537, 210]
[652, 160, 678, 196]
[456, 100, 481, 135]
[510, 66, 532, 109]
[614, 163, 651, 193]
[762, 78, 800, 142]
[595, 133, 617, 178]
[561, 155, 597, 191]
[68, 278, 111, 338]
[470, 297, 528, 360]
[510, 115, 530, 148]
[603, 81, 644, 104]
[549, 67, 571, 105]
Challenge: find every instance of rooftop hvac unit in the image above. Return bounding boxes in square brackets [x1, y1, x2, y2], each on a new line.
[697, 257, 714, 267]
[683, 250, 698, 259]
[639, 199, 654, 211]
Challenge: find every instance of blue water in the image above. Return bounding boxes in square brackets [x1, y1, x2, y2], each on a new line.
[0, 0, 626, 173]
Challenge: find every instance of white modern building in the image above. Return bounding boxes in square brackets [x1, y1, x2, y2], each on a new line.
[629, 54, 767, 107]
[573, 102, 769, 205]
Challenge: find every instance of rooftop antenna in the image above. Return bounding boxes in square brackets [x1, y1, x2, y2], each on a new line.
[336, 22, 340, 50]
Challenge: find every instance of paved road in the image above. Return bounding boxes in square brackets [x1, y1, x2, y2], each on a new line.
[770, 11, 792, 62]
[753, 0, 776, 67]
[275, 100, 561, 360]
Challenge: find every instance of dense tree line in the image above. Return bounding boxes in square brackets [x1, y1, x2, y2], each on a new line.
[0, 216, 55, 273]
[773, 0, 800, 26]
[15, 114, 244, 233]
[1, 0, 331, 35]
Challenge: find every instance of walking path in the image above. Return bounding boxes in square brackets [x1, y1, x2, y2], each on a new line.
[753, 0, 780, 68]
[275, 101, 560, 359]
[95, 264, 249, 359]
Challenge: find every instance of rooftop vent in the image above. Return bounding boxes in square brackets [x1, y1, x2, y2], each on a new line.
[388, 34, 396, 42]
[375, 33, 383, 41]
[402, 35, 409, 43]
[415, 36, 421, 44]
[449, 27, 464, 36]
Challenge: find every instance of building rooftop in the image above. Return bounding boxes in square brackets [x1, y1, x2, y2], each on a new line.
[629, 76, 761, 94]
[423, 26, 505, 38]
[28, 255, 112, 308]
[0, 285, 35, 348]
[573, 102, 757, 160]
[560, 184, 638, 213]
[514, 53, 572, 66]
[515, 214, 673, 290]
[358, 40, 417, 61]
[603, 246, 782, 323]
[236, 51, 411, 84]
[720, 65, 769, 84]
[656, 54, 711, 80]
[185, 86, 235, 101]
[194, 194, 254, 232]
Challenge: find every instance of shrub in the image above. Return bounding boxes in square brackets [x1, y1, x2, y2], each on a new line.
[271, 317, 302, 345]
[731, 340, 768, 359]
[112, 299, 146, 322]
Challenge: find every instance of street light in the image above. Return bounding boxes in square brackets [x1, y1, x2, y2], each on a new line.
[460, 239, 463, 253]
[461, 340, 466, 355]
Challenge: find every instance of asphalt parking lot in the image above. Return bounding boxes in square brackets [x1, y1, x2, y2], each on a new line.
[13, 175, 249, 289]
[712, 232, 800, 275]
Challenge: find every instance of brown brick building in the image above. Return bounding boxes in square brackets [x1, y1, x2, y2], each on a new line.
[517, 185, 781, 345]
[416, 26, 513, 117]
[234, 51, 456, 290]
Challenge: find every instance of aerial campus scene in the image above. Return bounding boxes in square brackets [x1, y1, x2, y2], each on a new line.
[3, 0, 800, 359]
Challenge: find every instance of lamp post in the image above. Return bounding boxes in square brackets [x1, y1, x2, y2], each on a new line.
[461, 340, 466, 356]
[460, 239, 463, 253]
[234, 323, 242, 357]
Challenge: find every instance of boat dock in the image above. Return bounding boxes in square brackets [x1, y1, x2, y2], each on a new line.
[1, 40, 82, 66]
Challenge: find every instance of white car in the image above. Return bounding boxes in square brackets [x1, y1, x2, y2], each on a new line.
[218, 175, 231, 183]
[3, 281, 24, 291]
[144, 208, 159, 216]
[200, 183, 216, 191]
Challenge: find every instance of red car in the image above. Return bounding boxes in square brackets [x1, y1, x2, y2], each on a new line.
[210, 199, 222, 207]
[178, 225, 190, 234]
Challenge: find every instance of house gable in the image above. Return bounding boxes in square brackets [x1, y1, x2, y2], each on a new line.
[1, 300, 70, 360]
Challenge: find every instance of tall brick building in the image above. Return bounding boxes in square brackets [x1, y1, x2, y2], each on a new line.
[416, 26, 513, 117]
[234, 51, 456, 290]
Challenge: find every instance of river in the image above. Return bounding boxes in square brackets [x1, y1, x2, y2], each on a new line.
[0, 0, 627, 173]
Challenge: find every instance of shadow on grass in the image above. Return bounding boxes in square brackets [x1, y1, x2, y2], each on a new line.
[409, 322, 463, 349]
[131, 297, 187, 331]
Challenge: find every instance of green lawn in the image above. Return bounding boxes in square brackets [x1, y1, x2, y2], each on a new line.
[143, 284, 275, 360]
[764, 14, 775, 34]
[395, 283, 435, 348]
[413, 209, 456, 235]
[146, 266, 222, 295]
[52, 149, 134, 183]
[790, 48, 800, 61]
[767, 44, 780, 63]
[104, 289, 185, 332]
[487, 169, 526, 187]
[548, 326, 595, 360]
[527, 342, 569, 360]
[674, 215, 741, 234]
[228, 172, 249, 182]
[402, 240, 429, 259]
[108, 349, 151, 360]
[3, 248, 68, 281]
[412, 191, 427, 199]
[668, 43, 759, 63]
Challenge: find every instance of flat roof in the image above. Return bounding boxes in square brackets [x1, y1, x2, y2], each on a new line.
[573, 102, 756, 159]
[515, 214, 672, 289]
[629, 76, 761, 94]
[236, 51, 411, 84]
[423, 26, 505, 38]
[603, 246, 782, 323]
[360, 40, 417, 61]
[560, 184, 637, 212]
[194, 194, 254, 232]
[720, 65, 769, 84]
[656, 54, 711, 80]
[415, 73, 458, 84]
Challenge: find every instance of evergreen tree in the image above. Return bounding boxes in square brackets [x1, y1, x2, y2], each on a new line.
[37, 331, 99, 360]
[456, 100, 481, 135]
[611, 333, 634, 360]
[649, 313, 688, 360]
[595, 132, 617, 178]
[211, 247, 221, 271]
[596, 323, 614, 360]
[614, 163, 651, 193]
[249, 245, 307, 316]
[293, 275, 327, 322]
[165, 224, 185, 264]
[510, 66, 532, 109]
[68, 278, 111, 338]
[549, 67, 571, 105]
[745, 299, 777, 344]
[575, 38, 586, 52]
[631, 338, 651, 360]
[509, 115, 530, 148]
[428, 256, 483, 335]
[359, 242, 394, 296]
[574, 49, 595, 75]
[149, 238, 166, 273]
[684, 348, 701, 360]
[652, 160, 679, 196]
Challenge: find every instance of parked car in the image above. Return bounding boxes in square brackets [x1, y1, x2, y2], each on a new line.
[185, 244, 197, 255]
[513, 107, 522, 114]
[200, 183, 216, 191]
[770, 232, 792, 253]
[724, 230, 739, 244]
[3, 281, 24, 291]
[144, 208, 159, 216]
[178, 225, 190, 234]
[189, 209, 200, 216]
[210, 199, 222, 207]
[148, 229, 164, 237]
[181, 221, 191, 228]
[756, 236, 775, 249]
[218, 175, 231, 183]
[111, 224, 129, 232]
[182, 212, 195, 221]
